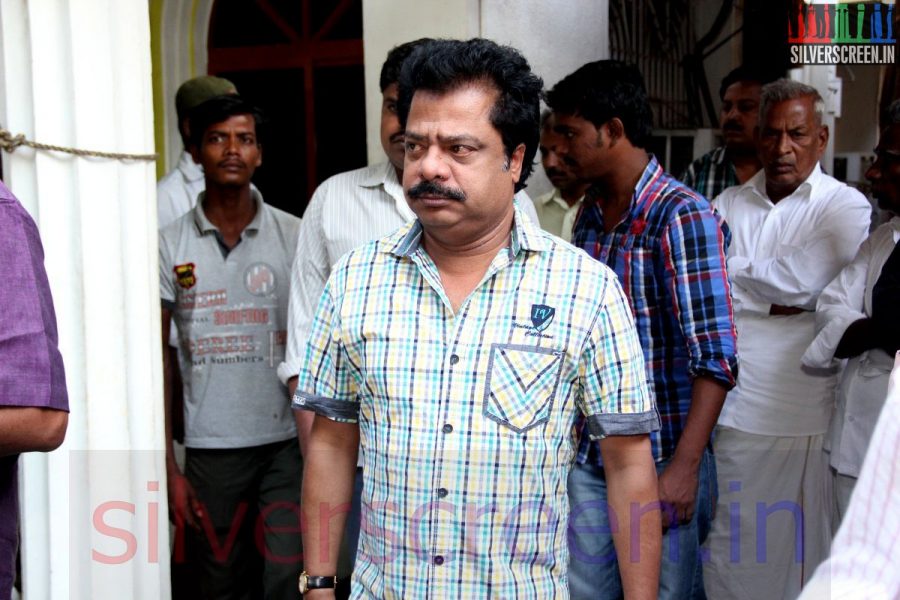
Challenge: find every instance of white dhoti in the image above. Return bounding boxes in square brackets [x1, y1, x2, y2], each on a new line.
[703, 426, 832, 600]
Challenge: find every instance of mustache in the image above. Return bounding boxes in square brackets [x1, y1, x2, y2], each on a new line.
[407, 180, 466, 202]
[722, 121, 745, 132]
[545, 167, 567, 179]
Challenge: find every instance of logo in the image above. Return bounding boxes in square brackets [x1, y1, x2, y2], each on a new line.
[788, 1, 895, 65]
[530, 304, 556, 332]
[244, 262, 276, 296]
[174, 263, 196, 290]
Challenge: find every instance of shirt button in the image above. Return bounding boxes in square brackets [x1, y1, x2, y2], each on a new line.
[434, 555, 444, 566]
[442, 424, 453, 434]
[449, 354, 459, 365]
[438, 488, 448, 498]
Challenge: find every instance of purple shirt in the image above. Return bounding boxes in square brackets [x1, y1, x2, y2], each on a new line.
[0, 180, 68, 597]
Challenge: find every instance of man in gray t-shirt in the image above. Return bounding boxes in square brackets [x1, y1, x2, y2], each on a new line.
[160, 95, 302, 600]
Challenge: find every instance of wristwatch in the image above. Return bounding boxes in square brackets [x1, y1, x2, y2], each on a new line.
[298, 571, 337, 594]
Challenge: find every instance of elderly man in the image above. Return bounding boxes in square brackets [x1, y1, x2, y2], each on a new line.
[803, 99, 900, 526]
[547, 60, 737, 600]
[704, 79, 871, 600]
[532, 111, 589, 240]
[294, 39, 661, 599]
[680, 66, 777, 201]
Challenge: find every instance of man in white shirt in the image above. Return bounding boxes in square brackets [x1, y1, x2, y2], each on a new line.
[802, 100, 900, 527]
[703, 79, 871, 600]
[532, 111, 588, 241]
[157, 75, 238, 229]
[277, 38, 539, 589]
[798, 351, 900, 600]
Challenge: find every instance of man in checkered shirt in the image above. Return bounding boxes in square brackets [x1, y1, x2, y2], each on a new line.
[293, 39, 662, 599]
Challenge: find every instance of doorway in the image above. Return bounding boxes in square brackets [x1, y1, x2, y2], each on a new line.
[207, 0, 366, 216]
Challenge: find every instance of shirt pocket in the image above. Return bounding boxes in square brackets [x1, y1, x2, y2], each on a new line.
[483, 343, 564, 434]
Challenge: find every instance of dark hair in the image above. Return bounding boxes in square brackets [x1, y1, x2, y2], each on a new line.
[545, 60, 653, 149]
[187, 95, 266, 149]
[718, 65, 781, 100]
[397, 38, 543, 192]
[380, 38, 434, 92]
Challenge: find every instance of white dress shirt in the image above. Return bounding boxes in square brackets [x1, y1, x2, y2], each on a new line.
[277, 160, 539, 384]
[713, 165, 871, 436]
[798, 352, 900, 600]
[532, 188, 583, 242]
[157, 151, 205, 229]
[803, 217, 900, 476]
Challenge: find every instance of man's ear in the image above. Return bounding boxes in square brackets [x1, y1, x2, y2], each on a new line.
[605, 118, 626, 145]
[507, 143, 526, 185]
[817, 124, 829, 156]
[254, 143, 263, 168]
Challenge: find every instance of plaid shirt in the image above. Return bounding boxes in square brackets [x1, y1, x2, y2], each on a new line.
[295, 203, 658, 599]
[573, 156, 738, 465]
[680, 146, 739, 202]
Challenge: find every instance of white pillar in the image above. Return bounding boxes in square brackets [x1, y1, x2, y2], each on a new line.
[0, 1, 169, 599]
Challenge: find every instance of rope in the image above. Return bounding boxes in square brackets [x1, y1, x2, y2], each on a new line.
[0, 126, 157, 162]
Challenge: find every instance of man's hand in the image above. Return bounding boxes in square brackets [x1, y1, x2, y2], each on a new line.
[657, 456, 699, 529]
[167, 469, 204, 530]
[769, 304, 806, 316]
[304, 590, 336, 599]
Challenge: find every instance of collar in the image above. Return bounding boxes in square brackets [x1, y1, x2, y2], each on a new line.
[744, 163, 823, 202]
[177, 151, 204, 182]
[360, 161, 413, 220]
[193, 189, 265, 234]
[890, 216, 900, 242]
[387, 199, 551, 259]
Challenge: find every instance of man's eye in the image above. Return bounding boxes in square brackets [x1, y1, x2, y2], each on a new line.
[405, 142, 420, 153]
[385, 103, 397, 114]
[451, 145, 473, 155]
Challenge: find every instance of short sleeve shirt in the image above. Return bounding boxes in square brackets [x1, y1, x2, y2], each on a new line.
[0, 181, 69, 597]
[160, 192, 300, 448]
[294, 203, 658, 599]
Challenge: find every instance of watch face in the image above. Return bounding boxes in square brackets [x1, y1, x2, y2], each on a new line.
[298, 573, 308, 594]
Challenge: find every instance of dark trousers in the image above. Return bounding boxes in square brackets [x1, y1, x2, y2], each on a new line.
[177, 438, 302, 600]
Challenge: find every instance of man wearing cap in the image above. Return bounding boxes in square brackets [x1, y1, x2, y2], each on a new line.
[157, 75, 237, 229]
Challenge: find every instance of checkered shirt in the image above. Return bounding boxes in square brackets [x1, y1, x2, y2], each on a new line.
[294, 203, 658, 599]
[573, 156, 738, 465]
[680, 145, 739, 202]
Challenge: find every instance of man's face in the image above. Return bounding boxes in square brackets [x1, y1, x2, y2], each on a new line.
[550, 113, 610, 183]
[380, 83, 405, 171]
[720, 81, 762, 152]
[402, 84, 524, 238]
[867, 124, 900, 214]
[191, 114, 262, 187]
[758, 96, 827, 199]
[540, 120, 580, 191]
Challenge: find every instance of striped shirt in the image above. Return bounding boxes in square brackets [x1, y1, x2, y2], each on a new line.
[573, 156, 737, 464]
[679, 145, 739, 202]
[294, 203, 658, 599]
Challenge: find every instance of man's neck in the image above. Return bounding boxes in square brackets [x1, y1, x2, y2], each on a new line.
[422, 206, 515, 312]
[725, 146, 762, 184]
[202, 185, 257, 246]
[560, 184, 589, 207]
[591, 148, 649, 217]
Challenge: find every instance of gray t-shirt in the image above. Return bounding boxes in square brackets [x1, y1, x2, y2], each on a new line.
[160, 192, 300, 448]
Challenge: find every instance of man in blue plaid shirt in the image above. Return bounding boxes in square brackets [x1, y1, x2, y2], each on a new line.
[294, 39, 662, 599]
[547, 61, 739, 600]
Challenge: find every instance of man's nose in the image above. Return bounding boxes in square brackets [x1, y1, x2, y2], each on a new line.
[419, 145, 450, 180]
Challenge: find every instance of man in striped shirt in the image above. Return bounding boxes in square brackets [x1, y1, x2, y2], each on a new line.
[294, 39, 661, 599]
[547, 60, 738, 600]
